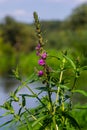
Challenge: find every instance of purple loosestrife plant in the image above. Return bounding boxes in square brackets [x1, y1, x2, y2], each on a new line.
[0, 12, 87, 130]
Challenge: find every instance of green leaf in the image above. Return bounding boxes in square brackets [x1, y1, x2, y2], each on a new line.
[22, 96, 26, 107]
[12, 66, 21, 80]
[36, 87, 48, 91]
[10, 92, 19, 102]
[81, 66, 87, 71]
[72, 89, 87, 96]
[0, 105, 6, 109]
[24, 114, 32, 130]
[65, 113, 80, 130]
[48, 55, 60, 60]
[25, 73, 35, 81]
[3, 101, 14, 113]
[63, 55, 76, 70]
[0, 119, 14, 128]
[18, 107, 23, 115]
[25, 73, 38, 83]
[14, 83, 25, 94]
[0, 112, 11, 118]
[59, 84, 69, 90]
[32, 115, 47, 127]
[14, 114, 20, 121]
[74, 105, 87, 109]
[19, 94, 36, 98]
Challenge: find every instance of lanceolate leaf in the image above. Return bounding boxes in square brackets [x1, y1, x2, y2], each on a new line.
[63, 55, 76, 70]
[25, 73, 38, 84]
[65, 113, 80, 130]
[19, 94, 36, 98]
[81, 66, 87, 71]
[18, 107, 23, 115]
[74, 105, 87, 109]
[36, 87, 48, 91]
[0, 119, 14, 128]
[12, 67, 21, 81]
[14, 84, 25, 94]
[24, 114, 32, 130]
[48, 55, 60, 60]
[0, 112, 11, 118]
[59, 84, 69, 90]
[72, 89, 87, 97]
[32, 115, 47, 127]
[22, 96, 26, 107]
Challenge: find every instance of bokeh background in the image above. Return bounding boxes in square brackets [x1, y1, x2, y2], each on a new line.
[0, 0, 87, 130]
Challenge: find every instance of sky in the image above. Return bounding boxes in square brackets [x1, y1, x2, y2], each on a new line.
[0, 0, 87, 23]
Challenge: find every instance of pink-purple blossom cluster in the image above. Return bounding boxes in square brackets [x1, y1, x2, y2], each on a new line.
[41, 52, 47, 59]
[35, 43, 47, 77]
[38, 59, 45, 66]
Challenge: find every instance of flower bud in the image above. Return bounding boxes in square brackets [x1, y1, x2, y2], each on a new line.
[38, 70, 43, 76]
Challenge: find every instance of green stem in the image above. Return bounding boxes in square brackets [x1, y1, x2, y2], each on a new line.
[47, 83, 53, 112]
[53, 58, 65, 130]
[18, 102, 43, 127]
[70, 72, 78, 109]
[71, 73, 77, 90]
[54, 64, 64, 113]
[53, 116, 58, 130]
[25, 84, 46, 107]
[24, 106, 42, 126]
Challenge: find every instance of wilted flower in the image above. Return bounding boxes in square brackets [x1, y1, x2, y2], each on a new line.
[35, 43, 41, 50]
[38, 59, 45, 66]
[36, 51, 40, 56]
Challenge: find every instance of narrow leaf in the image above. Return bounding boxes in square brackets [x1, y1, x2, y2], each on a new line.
[32, 115, 47, 127]
[63, 55, 76, 70]
[36, 87, 48, 91]
[59, 84, 69, 90]
[14, 84, 25, 94]
[24, 114, 32, 130]
[48, 55, 60, 60]
[18, 107, 23, 115]
[65, 113, 80, 130]
[81, 66, 87, 71]
[22, 96, 26, 107]
[72, 89, 87, 97]
[0, 119, 14, 128]
[74, 105, 87, 109]
[19, 94, 36, 98]
[0, 112, 11, 118]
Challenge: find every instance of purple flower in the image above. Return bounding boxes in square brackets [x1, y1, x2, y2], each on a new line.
[38, 70, 43, 76]
[41, 52, 47, 59]
[38, 59, 45, 66]
[35, 44, 41, 50]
